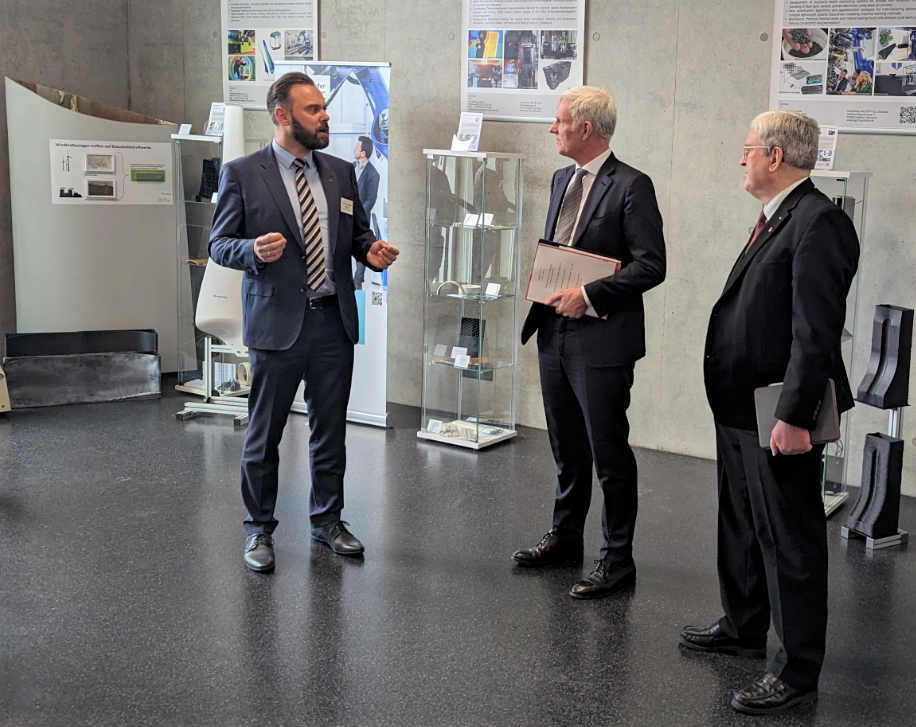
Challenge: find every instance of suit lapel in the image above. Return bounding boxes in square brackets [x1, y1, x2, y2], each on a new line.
[259, 146, 304, 249]
[571, 153, 617, 248]
[721, 179, 813, 297]
[546, 166, 574, 239]
[314, 151, 339, 257]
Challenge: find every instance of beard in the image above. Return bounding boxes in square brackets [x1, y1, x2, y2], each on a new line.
[290, 114, 329, 150]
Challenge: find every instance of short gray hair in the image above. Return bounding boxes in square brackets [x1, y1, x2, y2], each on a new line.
[561, 86, 617, 140]
[750, 110, 819, 170]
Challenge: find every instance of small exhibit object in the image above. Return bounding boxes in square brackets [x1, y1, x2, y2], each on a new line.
[844, 432, 905, 548]
[857, 305, 913, 410]
[754, 379, 840, 448]
[526, 240, 620, 318]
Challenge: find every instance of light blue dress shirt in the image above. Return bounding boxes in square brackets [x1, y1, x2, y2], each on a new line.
[271, 139, 334, 296]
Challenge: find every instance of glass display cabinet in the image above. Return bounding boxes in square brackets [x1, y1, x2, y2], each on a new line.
[810, 170, 870, 516]
[417, 150, 524, 449]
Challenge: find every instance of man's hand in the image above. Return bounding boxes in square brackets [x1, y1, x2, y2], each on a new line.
[254, 232, 286, 263]
[545, 287, 588, 319]
[367, 240, 399, 270]
[770, 419, 812, 455]
[782, 28, 813, 54]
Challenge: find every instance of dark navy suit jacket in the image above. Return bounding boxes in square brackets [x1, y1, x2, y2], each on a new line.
[704, 178, 860, 431]
[521, 153, 667, 367]
[209, 145, 376, 350]
[354, 159, 380, 219]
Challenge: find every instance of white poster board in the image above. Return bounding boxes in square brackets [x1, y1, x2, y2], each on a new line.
[221, 0, 319, 109]
[277, 61, 393, 427]
[49, 140, 173, 205]
[770, 1, 916, 131]
[461, 0, 586, 122]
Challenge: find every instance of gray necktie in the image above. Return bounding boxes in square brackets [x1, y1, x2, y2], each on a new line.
[292, 158, 326, 291]
[553, 168, 588, 246]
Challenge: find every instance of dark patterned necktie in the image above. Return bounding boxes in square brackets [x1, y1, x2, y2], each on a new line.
[292, 158, 326, 291]
[744, 211, 767, 255]
[553, 168, 589, 246]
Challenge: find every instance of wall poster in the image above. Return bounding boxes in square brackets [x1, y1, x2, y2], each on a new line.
[49, 140, 173, 205]
[461, 0, 586, 122]
[221, 0, 319, 108]
[771, 0, 916, 131]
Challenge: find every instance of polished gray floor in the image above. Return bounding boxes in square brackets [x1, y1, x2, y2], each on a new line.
[1, 387, 914, 727]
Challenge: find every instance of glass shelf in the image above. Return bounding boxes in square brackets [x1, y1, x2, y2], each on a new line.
[418, 150, 524, 450]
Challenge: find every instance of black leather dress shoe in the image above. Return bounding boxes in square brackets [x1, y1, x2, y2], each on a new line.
[244, 533, 275, 572]
[679, 622, 766, 658]
[568, 559, 636, 599]
[512, 530, 583, 567]
[310, 521, 364, 556]
[731, 672, 818, 715]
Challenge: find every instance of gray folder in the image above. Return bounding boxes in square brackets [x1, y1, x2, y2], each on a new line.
[754, 379, 841, 449]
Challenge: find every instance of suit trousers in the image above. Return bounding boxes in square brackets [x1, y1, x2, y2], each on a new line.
[537, 313, 638, 562]
[714, 421, 828, 691]
[241, 303, 354, 535]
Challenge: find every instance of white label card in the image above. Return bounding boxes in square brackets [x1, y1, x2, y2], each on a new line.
[427, 419, 443, 434]
[485, 283, 500, 297]
[450, 347, 467, 359]
[454, 355, 471, 369]
[433, 344, 447, 356]
[178, 124, 192, 135]
[341, 198, 353, 215]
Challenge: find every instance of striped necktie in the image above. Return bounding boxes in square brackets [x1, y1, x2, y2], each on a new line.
[553, 168, 589, 246]
[292, 157, 326, 291]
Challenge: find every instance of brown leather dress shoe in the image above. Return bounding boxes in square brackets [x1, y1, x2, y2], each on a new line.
[310, 521, 365, 556]
[568, 559, 636, 599]
[731, 672, 818, 715]
[512, 530, 583, 567]
[679, 622, 766, 658]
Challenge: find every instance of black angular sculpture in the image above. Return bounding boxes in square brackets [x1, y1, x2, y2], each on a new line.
[856, 305, 913, 409]
[846, 433, 904, 541]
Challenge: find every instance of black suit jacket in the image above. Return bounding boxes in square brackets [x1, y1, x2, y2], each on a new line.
[208, 145, 376, 350]
[521, 153, 666, 367]
[354, 160, 380, 219]
[704, 178, 860, 431]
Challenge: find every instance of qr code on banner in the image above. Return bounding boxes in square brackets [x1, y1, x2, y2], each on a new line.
[900, 106, 916, 124]
[371, 291, 383, 306]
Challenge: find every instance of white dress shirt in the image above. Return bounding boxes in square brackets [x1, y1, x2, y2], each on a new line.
[763, 176, 808, 221]
[557, 146, 613, 309]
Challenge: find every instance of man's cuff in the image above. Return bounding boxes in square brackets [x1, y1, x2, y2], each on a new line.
[580, 286, 592, 309]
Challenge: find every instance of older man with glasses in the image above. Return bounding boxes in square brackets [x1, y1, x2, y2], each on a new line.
[679, 111, 860, 715]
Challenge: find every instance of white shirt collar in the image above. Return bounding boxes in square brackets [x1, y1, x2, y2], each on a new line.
[763, 176, 808, 220]
[576, 146, 613, 176]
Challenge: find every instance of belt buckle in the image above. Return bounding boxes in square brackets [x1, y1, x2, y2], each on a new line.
[308, 296, 320, 309]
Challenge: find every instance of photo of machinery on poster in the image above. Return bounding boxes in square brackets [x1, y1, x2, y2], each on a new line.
[276, 60, 392, 426]
[771, 0, 916, 130]
[461, 0, 585, 122]
[221, 0, 318, 108]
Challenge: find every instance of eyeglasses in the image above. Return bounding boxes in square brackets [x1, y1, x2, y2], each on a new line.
[742, 145, 772, 160]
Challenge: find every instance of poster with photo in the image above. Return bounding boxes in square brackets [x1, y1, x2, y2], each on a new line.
[461, 0, 585, 122]
[49, 140, 173, 205]
[221, 0, 318, 108]
[770, 1, 916, 131]
[275, 61, 392, 425]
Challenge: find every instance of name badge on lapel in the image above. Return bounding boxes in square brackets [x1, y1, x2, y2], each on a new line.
[341, 198, 354, 215]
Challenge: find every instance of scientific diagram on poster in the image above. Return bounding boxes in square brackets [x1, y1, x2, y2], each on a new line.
[771, 0, 916, 130]
[461, 0, 585, 122]
[221, 0, 318, 108]
[49, 140, 173, 205]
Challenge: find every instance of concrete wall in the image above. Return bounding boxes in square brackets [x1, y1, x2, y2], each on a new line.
[0, 0, 131, 340]
[3, 0, 915, 492]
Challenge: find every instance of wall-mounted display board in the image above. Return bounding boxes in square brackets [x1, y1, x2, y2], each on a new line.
[770, 0, 916, 132]
[221, 0, 319, 108]
[49, 139, 172, 205]
[460, 0, 585, 122]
